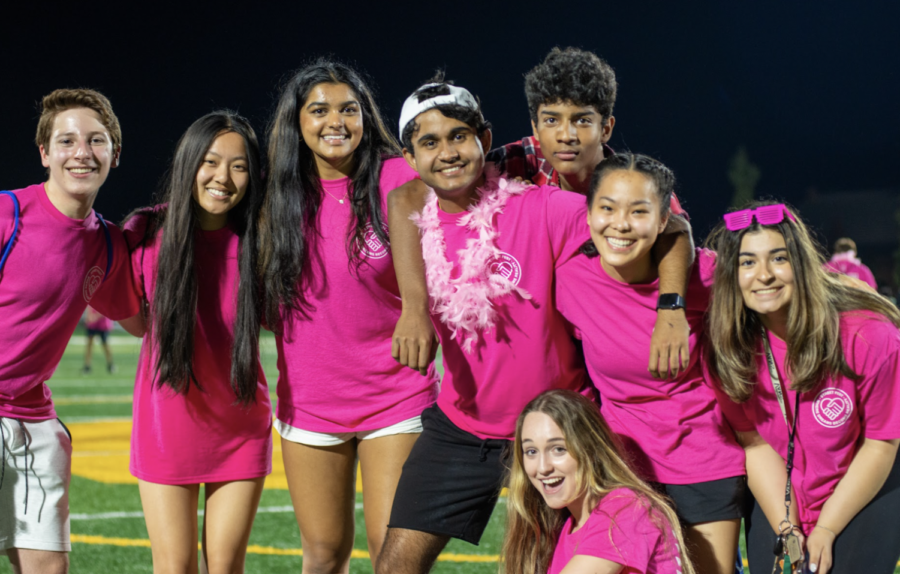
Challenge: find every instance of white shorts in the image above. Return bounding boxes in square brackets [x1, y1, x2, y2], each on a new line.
[275, 415, 423, 447]
[0, 417, 72, 553]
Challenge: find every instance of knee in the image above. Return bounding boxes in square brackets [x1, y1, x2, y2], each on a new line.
[204, 553, 246, 574]
[151, 549, 198, 574]
[300, 538, 351, 574]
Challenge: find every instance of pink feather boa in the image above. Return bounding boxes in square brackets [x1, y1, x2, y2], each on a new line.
[410, 167, 533, 353]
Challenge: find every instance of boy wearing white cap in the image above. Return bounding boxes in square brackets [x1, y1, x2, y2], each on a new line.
[376, 76, 593, 574]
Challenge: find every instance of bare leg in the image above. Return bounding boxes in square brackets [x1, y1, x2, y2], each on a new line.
[139, 480, 201, 574]
[83, 335, 94, 370]
[7, 549, 68, 574]
[376, 528, 449, 574]
[101, 340, 114, 368]
[357, 433, 420, 569]
[281, 439, 356, 574]
[684, 519, 741, 574]
[200, 478, 265, 574]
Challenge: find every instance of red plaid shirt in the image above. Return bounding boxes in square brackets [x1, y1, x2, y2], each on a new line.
[487, 137, 686, 216]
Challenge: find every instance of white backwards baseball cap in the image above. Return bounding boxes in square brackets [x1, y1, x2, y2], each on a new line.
[398, 83, 480, 139]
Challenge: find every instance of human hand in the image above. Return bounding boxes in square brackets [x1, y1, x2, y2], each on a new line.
[511, 176, 534, 186]
[806, 525, 835, 573]
[649, 309, 689, 379]
[391, 308, 437, 376]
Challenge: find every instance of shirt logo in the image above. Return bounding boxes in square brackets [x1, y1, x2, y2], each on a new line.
[812, 388, 854, 428]
[489, 252, 522, 286]
[359, 223, 389, 260]
[83, 266, 104, 302]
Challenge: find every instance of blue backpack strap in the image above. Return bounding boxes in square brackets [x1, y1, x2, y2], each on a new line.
[95, 212, 113, 282]
[0, 191, 20, 276]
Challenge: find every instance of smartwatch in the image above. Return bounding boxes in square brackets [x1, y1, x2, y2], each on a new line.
[656, 293, 686, 310]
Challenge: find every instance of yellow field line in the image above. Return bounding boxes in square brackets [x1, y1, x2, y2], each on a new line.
[70, 534, 498, 562]
[55, 395, 133, 405]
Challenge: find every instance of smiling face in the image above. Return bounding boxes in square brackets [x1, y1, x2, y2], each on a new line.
[532, 101, 612, 191]
[40, 107, 118, 211]
[402, 108, 492, 213]
[589, 169, 667, 284]
[738, 228, 795, 332]
[192, 131, 249, 230]
[521, 412, 586, 515]
[299, 82, 364, 179]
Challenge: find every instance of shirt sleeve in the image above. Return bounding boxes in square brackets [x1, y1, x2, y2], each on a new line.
[89, 224, 142, 321]
[545, 187, 590, 268]
[697, 248, 717, 289]
[670, 193, 688, 218]
[486, 141, 525, 178]
[0, 192, 15, 255]
[849, 318, 900, 441]
[574, 491, 665, 573]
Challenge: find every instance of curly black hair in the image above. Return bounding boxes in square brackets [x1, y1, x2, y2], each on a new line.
[400, 72, 491, 153]
[524, 47, 617, 124]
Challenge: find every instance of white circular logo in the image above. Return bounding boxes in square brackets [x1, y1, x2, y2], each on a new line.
[359, 223, 389, 260]
[489, 252, 522, 286]
[83, 266, 104, 302]
[812, 388, 854, 429]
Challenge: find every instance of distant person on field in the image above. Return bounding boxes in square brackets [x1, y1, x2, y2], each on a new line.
[825, 237, 877, 290]
[0, 89, 140, 574]
[82, 306, 115, 374]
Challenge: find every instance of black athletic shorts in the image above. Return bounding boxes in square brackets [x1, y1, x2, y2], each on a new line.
[387, 405, 510, 545]
[655, 475, 747, 525]
[86, 328, 109, 343]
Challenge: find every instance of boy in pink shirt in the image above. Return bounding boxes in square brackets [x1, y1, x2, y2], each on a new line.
[376, 77, 594, 574]
[824, 237, 877, 289]
[0, 89, 140, 574]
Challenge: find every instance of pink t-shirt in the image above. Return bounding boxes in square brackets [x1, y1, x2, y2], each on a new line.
[825, 252, 877, 290]
[556, 248, 745, 484]
[125, 212, 272, 484]
[431, 182, 589, 440]
[85, 306, 114, 332]
[276, 157, 438, 433]
[0, 184, 139, 420]
[548, 488, 684, 574]
[717, 311, 900, 533]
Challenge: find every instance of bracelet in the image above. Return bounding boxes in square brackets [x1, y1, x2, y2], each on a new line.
[814, 524, 837, 537]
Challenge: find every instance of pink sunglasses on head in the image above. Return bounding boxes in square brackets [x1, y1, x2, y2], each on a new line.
[723, 204, 796, 231]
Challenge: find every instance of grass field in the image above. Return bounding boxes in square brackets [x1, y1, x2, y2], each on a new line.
[1, 331, 897, 573]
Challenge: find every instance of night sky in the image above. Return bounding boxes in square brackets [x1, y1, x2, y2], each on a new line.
[3, 1, 898, 246]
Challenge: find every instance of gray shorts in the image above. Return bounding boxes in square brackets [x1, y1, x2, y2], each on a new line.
[0, 417, 72, 553]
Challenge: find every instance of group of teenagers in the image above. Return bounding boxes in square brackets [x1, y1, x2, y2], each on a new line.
[1, 46, 899, 574]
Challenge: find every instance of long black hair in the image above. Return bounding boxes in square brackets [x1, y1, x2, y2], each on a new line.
[123, 111, 265, 405]
[259, 58, 400, 332]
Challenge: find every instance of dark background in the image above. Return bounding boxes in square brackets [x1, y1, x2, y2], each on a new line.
[4, 1, 899, 285]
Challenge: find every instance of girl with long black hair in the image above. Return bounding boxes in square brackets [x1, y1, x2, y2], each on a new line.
[123, 111, 272, 574]
[259, 59, 437, 572]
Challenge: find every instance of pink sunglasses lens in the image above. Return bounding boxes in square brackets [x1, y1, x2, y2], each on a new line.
[724, 210, 752, 230]
[754, 205, 785, 224]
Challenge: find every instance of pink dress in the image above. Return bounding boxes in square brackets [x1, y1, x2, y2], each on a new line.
[125, 212, 272, 484]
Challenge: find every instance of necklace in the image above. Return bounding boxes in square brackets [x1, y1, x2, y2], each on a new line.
[411, 166, 533, 352]
[323, 187, 348, 204]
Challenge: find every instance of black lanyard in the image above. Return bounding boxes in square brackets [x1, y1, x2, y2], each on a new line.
[762, 329, 801, 525]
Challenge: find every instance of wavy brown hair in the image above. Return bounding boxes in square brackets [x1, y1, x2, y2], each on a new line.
[501, 390, 695, 574]
[705, 200, 900, 402]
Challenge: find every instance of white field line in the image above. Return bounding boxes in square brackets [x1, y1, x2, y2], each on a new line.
[68, 336, 143, 347]
[55, 395, 133, 405]
[48, 379, 135, 387]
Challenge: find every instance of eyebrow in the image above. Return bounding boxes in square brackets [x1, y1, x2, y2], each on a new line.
[306, 100, 359, 109]
[597, 197, 652, 206]
[540, 110, 597, 118]
[521, 437, 566, 444]
[739, 247, 788, 257]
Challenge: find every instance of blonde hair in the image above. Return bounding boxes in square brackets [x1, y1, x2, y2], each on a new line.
[35, 88, 122, 151]
[500, 390, 695, 574]
[705, 201, 900, 402]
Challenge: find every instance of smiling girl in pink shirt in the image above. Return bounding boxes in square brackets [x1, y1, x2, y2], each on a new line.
[123, 111, 271, 574]
[555, 153, 746, 574]
[706, 202, 900, 574]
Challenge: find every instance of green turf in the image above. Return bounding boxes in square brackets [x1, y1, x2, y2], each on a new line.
[2, 333, 896, 573]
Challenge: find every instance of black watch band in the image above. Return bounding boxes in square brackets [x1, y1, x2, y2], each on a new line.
[657, 293, 686, 310]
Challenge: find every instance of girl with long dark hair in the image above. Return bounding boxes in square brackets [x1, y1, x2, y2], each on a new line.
[122, 111, 271, 574]
[554, 153, 746, 573]
[258, 59, 437, 571]
[706, 201, 900, 574]
[502, 389, 696, 574]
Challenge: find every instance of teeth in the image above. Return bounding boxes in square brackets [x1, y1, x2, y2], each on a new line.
[69, 168, 94, 174]
[607, 237, 634, 248]
[440, 166, 462, 174]
[542, 477, 563, 486]
[323, 135, 346, 141]
[207, 188, 229, 197]
[756, 288, 778, 294]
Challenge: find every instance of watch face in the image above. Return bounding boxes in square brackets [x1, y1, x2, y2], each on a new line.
[657, 293, 686, 309]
